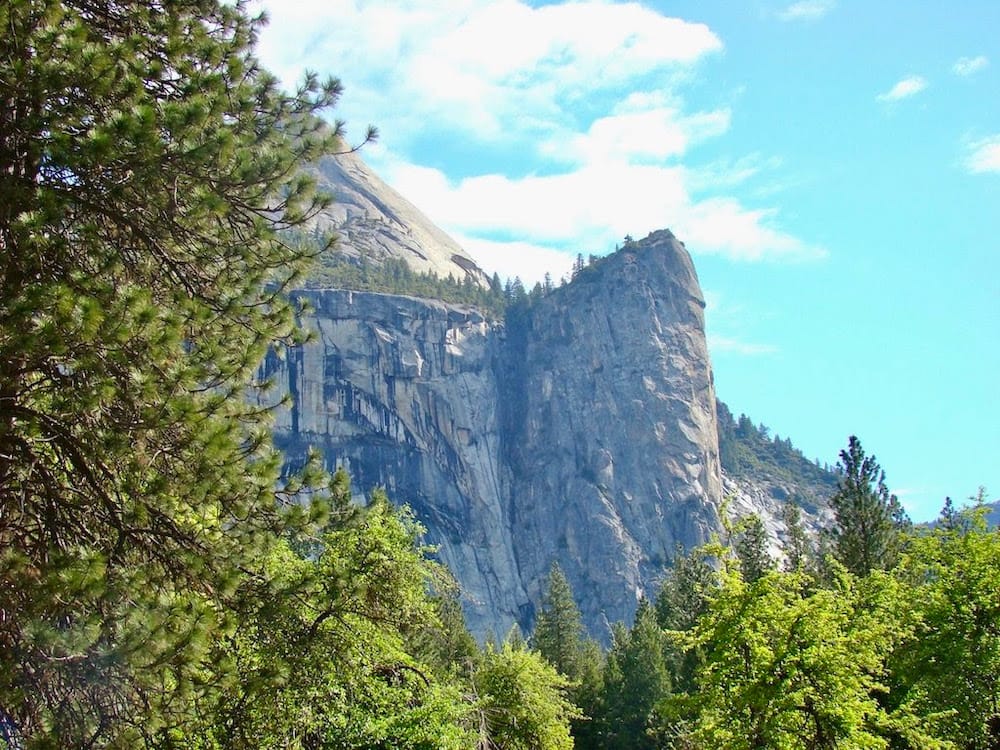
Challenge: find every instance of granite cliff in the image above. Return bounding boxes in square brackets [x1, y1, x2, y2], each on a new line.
[304, 148, 487, 284]
[261, 230, 724, 638]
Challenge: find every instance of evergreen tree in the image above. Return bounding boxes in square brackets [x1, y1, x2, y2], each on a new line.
[597, 601, 671, 750]
[781, 501, 813, 572]
[829, 436, 909, 575]
[733, 514, 774, 583]
[0, 1, 351, 744]
[654, 546, 717, 695]
[654, 546, 717, 634]
[532, 563, 587, 679]
[532, 564, 605, 750]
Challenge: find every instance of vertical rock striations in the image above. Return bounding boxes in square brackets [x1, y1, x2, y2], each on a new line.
[265, 230, 723, 639]
[502, 230, 722, 633]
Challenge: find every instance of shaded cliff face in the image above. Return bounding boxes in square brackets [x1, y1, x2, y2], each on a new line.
[264, 230, 723, 639]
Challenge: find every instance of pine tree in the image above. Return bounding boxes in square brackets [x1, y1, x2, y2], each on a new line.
[0, 1, 352, 744]
[532, 563, 587, 679]
[598, 601, 671, 750]
[531, 564, 605, 750]
[654, 546, 716, 633]
[829, 436, 909, 575]
[733, 514, 774, 583]
[781, 501, 812, 572]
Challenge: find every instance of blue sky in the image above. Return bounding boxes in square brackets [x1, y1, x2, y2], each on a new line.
[256, 0, 999, 521]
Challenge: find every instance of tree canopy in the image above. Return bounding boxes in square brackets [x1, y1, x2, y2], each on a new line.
[1, 0, 346, 743]
[830, 436, 910, 575]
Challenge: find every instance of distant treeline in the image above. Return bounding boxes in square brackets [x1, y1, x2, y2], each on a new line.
[717, 399, 838, 497]
[295, 229, 615, 320]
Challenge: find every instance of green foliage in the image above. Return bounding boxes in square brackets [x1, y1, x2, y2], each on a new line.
[532, 563, 605, 750]
[674, 567, 920, 749]
[733, 514, 775, 584]
[655, 546, 718, 634]
[301, 244, 509, 318]
[473, 639, 580, 750]
[195, 484, 474, 749]
[532, 564, 589, 680]
[716, 400, 838, 502]
[0, 0, 346, 743]
[780, 501, 814, 573]
[888, 503, 1000, 749]
[596, 601, 672, 750]
[830, 436, 910, 576]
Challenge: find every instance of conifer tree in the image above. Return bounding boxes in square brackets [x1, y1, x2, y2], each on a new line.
[597, 601, 671, 750]
[532, 563, 605, 750]
[0, 1, 355, 744]
[829, 436, 909, 575]
[733, 514, 774, 583]
[532, 563, 587, 679]
[781, 501, 812, 572]
[654, 545, 717, 633]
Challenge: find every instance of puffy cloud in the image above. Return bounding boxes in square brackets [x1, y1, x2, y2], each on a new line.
[256, 0, 822, 274]
[382, 159, 825, 265]
[952, 55, 989, 77]
[876, 75, 928, 102]
[556, 106, 732, 165]
[777, 0, 836, 22]
[964, 135, 1000, 174]
[455, 235, 577, 286]
[256, 0, 722, 145]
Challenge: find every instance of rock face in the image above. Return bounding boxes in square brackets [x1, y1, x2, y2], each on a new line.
[500, 233, 722, 631]
[263, 230, 723, 639]
[305, 149, 488, 284]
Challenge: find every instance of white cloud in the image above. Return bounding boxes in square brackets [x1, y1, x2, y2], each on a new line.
[256, 0, 722, 146]
[964, 135, 1000, 174]
[876, 75, 928, 102]
[455, 235, 576, 286]
[708, 335, 779, 356]
[256, 1, 822, 274]
[679, 198, 826, 262]
[556, 106, 732, 166]
[383, 159, 825, 264]
[952, 55, 989, 76]
[778, 0, 836, 21]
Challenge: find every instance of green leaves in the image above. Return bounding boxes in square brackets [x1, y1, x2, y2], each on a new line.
[888, 510, 1000, 749]
[473, 640, 580, 750]
[676, 569, 908, 749]
[1, 0, 347, 743]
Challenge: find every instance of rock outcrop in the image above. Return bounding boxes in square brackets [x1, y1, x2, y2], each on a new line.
[263, 230, 724, 639]
[305, 149, 488, 284]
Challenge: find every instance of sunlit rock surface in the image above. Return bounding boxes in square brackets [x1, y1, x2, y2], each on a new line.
[262, 230, 727, 639]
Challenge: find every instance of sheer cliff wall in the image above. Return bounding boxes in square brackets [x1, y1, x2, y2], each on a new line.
[260, 230, 723, 639]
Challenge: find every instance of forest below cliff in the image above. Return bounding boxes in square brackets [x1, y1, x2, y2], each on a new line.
[3, 2, 998, 749]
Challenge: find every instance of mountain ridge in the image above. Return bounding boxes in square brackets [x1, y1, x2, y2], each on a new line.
[270, 152, 835, 637]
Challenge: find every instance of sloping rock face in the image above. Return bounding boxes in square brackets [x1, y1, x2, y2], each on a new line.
[305, 149, 488, 284]
[263, 230, 723, 639]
